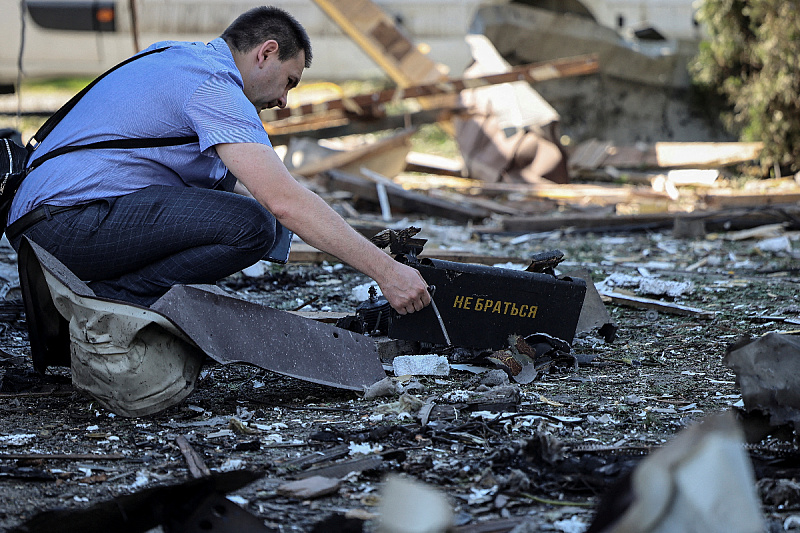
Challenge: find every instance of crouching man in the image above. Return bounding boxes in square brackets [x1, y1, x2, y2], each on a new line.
[7, 6, 429, 315]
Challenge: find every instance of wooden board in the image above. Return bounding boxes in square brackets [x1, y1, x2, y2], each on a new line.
[320, 168, 491, 222]
[288, 242, 530, 267]
[288, 129, 416, 179]
[311, 0, 443, 86]
[570, 139, 764, 170]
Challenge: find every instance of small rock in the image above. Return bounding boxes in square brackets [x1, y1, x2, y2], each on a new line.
[393, 355, 450, 377]
[479, 369, 510, 387]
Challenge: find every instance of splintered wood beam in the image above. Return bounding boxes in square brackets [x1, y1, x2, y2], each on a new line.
[320, 169, 491, 222]
[176, 435, 211, 479]
[265, 107, 465, 146]
[261, 55, 599, 122]
[500, 206, 800, 234]
[598, 290, 716, 320]
[311, 0, 444, 87]
[287, 242, 534, 267]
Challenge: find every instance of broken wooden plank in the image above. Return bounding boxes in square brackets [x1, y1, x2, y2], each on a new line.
[570, 140, 764, 170]
[654, 142, 763, 168]
[294, 455, 384, 480]
[703, 191, 800, 209]
[598, 290, 716, 320]
[287, 128, 415, 179]
[502, 212, 676, 233]
[266, 107, 462, 147]
[288, 243, 339, 263]
[319, 168, 491, 222]
[311, 0, 459, 137]
[424, 188, 522, 216]
[0, 453, 126, 460]
[263, 55, 599, 121]
[404, 151, 464, 177]
[500, 206, 800, 234]
[288, 242, 528, 267]
[417, 249, 527, 265]
[277, 475, 342, 499]
[278, 444, 350, 469]
[311, 0, 444, 87]
[176, 435, 211, 479]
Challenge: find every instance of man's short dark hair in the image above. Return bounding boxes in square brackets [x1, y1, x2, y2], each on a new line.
[222, 6, 312, 68]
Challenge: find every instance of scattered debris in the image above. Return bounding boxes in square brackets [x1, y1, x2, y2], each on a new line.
[4, 1, 800, 531]
[19, 238, 387, 416]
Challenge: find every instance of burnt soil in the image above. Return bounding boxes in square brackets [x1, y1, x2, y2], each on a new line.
[0, 223, 798, 532]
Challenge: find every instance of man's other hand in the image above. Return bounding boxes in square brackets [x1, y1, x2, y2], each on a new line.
[378, 262, 431, 315]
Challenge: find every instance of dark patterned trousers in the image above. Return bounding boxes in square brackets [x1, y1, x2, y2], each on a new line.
[11, 185, 276, 306]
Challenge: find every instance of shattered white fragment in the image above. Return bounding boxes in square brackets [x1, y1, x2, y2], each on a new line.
[554, 516, 589, 533]
[637, 278, 694, 298]
[471, 411, 503, 420]
[241, 260, 271, 277]
[253, 422, 288, 431]
[599, 273, 641, 290]
[219, 458, 245, 472]
[227, 495, 249, 505]
[129, 470, 150, 490]
[441, 390, 471, 402]
[783, 515, 800, 529]
[756, 236, 792, 253]
[263, 434, 284, 444]
[352, 282, 381, 301]
[393, 354, 450, 377]
[586, 414, 617, 425]
[0, 434, 36, 446]
[492, 262, 526, 271]
[86, 425, 99, 431]
[467, 486, 498, 505]
[205, 429, 234, 439]
[349, 441, 383, 456]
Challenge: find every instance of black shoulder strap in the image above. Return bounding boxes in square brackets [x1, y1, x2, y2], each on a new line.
[26, 45, 200, 170]
[29, 46, 171, 150]
[28, 135, 200, 170]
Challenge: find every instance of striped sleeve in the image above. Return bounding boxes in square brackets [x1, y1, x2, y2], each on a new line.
[185, 73, 271, 152]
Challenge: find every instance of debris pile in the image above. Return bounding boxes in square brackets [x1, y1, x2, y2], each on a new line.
[1, 1, 800, 532]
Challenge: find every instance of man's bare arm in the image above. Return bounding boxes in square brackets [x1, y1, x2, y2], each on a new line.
[216, 142, 430, 314]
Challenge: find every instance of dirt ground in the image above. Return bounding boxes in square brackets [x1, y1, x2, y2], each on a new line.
[0, 218, 798, 532]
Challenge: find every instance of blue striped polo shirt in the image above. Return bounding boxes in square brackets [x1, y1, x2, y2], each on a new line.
[9, 38, 271, 225]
